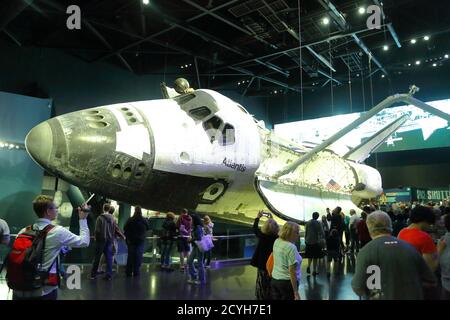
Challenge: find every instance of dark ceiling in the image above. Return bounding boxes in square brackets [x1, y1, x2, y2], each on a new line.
[1, 0, 450, 96]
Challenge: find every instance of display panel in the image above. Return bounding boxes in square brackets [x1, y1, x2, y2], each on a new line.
[274, 99, 450, 153]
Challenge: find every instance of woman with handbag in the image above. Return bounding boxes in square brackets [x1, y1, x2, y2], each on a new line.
[186, 213, 206, 285]
[250, 211, 279, 300]
[202, 215, 214, 268]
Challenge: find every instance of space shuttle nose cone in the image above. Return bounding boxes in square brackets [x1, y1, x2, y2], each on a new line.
[25, 121, 53, 167]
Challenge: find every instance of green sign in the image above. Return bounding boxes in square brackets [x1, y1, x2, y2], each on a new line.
[414, 188, 450, 201]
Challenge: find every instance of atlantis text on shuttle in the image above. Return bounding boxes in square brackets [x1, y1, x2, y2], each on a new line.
[223, 158, 246, 172]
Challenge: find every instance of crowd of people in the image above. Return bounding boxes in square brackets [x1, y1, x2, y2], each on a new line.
[2, 194, 450, 301]
[0, 195, 215, 300]
[251, 201, 450, 300]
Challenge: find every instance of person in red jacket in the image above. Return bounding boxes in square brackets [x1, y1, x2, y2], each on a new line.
[398, 205, 438, 272]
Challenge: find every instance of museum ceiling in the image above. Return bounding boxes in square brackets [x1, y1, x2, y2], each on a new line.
[1, 0, 449, 96]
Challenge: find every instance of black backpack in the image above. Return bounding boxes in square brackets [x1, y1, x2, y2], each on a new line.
[5, 224, 59, 291]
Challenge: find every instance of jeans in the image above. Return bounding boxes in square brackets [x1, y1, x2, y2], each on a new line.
[160, 240, 174, 266]
[350, 229, 359, 252]
[126, 241, 145, 276]
[203, 250, 212, 266]
[91, 240, 113, 277]
[187, 245, 205, 283]
[344, 225, 350, 247]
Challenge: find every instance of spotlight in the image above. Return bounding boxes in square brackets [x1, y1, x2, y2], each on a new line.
[445, 54, 449, 59]
[322, 17, 330, 25]
[408, 63, 411, 66]
[381, 74, 385, 78]
[358, 7, 365, 14]
[433, 63, 437, 67]
[383, 45, 389, 51]
[415, 60, 421, 65]
[143, 0, 150, 5]
[424, 36, 430, 41]
[410, 39, 417, 44]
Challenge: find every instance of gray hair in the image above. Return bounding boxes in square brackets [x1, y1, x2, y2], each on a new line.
[366, 210, 392, 235]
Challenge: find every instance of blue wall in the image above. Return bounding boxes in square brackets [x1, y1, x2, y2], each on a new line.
[0, 92, 51, 232]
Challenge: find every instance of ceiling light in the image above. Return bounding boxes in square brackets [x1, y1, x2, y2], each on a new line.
[424, 36, 430, 41]
[358, 7, 365, 14]
[142, 0, 150, 5]
[445, 54, 449, 59]
[410, 39, 417, 44]
[322, 17, 330, 25]
[415, 60, 421, 65]
[433, 63, 437, 67]
[383, 45, 389, 51]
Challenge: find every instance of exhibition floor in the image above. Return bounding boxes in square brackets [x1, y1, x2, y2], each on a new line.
[0, 257, 359, 300]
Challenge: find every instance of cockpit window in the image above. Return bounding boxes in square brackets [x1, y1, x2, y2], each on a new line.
[173, 94, 196, 105]
[220, 123, 235, 146]
[189, 106, 211, 121]
[203, 116, 222, 130]
[203, 116, 223, 143]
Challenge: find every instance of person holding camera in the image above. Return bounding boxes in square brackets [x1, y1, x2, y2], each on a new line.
[250, 211, 279, 300]
[11, 195, 90, 300]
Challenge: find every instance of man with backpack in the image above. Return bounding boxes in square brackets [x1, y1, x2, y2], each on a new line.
[7, 195, 90, 300]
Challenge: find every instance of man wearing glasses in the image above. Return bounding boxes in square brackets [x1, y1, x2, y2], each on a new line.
[11, 195, 90, 300]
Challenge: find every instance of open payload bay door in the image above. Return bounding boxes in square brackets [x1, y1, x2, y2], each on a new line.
[255, 151, 360, 223]
[254, 178, 359, 223]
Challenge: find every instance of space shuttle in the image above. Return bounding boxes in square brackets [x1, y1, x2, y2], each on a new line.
[25, 80, 450, 225]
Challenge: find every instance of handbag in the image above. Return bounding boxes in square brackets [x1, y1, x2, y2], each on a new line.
[266, 252, 274, 277]
[195, 234, 214, 253]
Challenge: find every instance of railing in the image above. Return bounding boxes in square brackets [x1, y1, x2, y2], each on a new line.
[1, 233, 306, 267]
